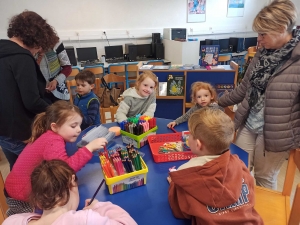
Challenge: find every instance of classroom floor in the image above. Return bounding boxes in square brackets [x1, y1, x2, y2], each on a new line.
[1, 146, 300, 205]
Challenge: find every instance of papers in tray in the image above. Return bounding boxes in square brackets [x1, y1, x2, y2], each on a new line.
[152, 65, 170, 70]
[139, 65, 153, 70]
[206, 65, 225, 70]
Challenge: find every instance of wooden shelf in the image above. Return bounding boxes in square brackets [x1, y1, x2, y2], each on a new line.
[156, 96, 184, 99]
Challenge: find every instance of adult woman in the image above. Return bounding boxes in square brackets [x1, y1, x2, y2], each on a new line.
[0, 11, 58, 170]
[218, 0, 300, 190]
[38, 41, 72, 103]
[3, 160, 137, 225]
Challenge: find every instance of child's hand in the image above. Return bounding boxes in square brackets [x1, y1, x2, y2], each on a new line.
[167, 176, 172, 184]
[83, 199, 99, 210]
[85, 138, 108, 152]
[167, 121, 176, 128]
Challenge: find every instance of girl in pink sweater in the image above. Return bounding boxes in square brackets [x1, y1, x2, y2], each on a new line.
[4, 101, 107, 216]
[3, 159, 137, 225]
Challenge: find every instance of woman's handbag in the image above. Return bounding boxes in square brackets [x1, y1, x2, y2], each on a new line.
[97, 76, 121, 108]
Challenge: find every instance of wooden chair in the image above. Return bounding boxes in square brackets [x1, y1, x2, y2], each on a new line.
[126, 63, 139, 88]
[230, 61, 239, 87]
[96, 73, 127, 92]
[66, 79, 77, 103]
[84, 65, 104, 78]
[146, 60, 164, 65]
[218, 54, 232, 65]
[67, 66, 81, 80]
[108, 64, 126, 77]
[100, 105, 119, 124]
[0, 172, 8, 223]
[254, 149, 300, 225]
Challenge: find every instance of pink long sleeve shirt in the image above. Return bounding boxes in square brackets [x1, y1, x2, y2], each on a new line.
[2, 202, 137, 225]
[5, 130, 93, 201]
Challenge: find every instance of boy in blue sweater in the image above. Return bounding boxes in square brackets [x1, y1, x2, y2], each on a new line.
[74, 70, 100, 129]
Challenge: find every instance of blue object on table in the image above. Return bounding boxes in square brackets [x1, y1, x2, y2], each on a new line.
[66, 118, 248, 225]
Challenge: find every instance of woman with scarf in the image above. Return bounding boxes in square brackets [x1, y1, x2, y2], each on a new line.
[218, 0, 300, 190]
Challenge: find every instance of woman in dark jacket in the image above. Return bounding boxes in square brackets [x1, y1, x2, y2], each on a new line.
[0, 11, 59, 170]
[218, 0, 300, 190]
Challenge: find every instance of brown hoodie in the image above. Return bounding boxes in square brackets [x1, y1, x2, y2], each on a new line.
[168, 151, 263, 225]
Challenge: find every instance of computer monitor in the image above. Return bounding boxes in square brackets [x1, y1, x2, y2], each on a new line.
[137, 44, 152, 58]
[76, 47, 98, 62]
[104, 45, 123, 59]
[219, 39, 230, 53]
[244, 37, 258, 50]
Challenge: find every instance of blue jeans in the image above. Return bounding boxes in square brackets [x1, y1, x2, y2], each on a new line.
[0, 136, 26, 170]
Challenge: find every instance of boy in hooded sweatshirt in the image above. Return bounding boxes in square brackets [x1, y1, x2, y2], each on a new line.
[116, 71, 158, 123]
[168, 108, 263, 225]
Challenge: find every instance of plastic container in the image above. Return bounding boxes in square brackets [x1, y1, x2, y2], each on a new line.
[101, 157, 148, 194]
[120, 126, 158, 148]
[148, 133, 197, 163]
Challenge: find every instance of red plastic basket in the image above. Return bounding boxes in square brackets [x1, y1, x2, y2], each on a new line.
[148, 133, 197, 163]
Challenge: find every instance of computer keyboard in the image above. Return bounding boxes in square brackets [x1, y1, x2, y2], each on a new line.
[81, 62, 104, 67]
[106, 59, 128, 63]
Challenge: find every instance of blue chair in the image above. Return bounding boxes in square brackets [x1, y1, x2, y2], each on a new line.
[229, 143, 249, 168]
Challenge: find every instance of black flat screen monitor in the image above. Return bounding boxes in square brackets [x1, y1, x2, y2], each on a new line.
[105, 45, 123, 59]
[219, 39, 230, 53]
[137, 44, 152, 57]
[244, 37, 258, 50]
[76, 47, 98, 61]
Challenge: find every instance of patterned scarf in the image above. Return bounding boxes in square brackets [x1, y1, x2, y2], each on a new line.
[248, 29, 300, 111]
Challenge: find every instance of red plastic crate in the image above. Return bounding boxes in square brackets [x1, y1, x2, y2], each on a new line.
[148, 133, 197, 163]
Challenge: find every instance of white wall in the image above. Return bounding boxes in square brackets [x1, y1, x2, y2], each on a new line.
[0, 0, 299, 57]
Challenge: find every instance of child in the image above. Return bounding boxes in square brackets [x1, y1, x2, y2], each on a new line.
[3, 159, 137, 225]
[74, 70, 100, 130]
[167, 82, 222, 128]
[4, 101, 107, 216]
[116, 71, 158, 123]
[168, 108, 263, 225]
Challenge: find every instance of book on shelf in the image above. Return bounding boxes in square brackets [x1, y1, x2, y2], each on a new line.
[139, 65, 153, 70]
[152, 65, 170, 70]
[167, 74, 185, 96]
[200, 45, 220, 67]
[158, 82, 167, 96]
[206, 65, 225, 70]
[215, 84, 234, 99]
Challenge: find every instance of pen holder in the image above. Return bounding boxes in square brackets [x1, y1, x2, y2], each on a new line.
[101, 157, 148, 194]
[120, 126, 158, 148]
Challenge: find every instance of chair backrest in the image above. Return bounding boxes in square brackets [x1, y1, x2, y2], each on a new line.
[0, 172, 8, 222]
[289, 183, 300, 225]
[100, 105, 119, 124]
[126, 63, 139, 79]
[218, 55, 232, 65]
[108, 64, 126, 77]
[230, 61, 239, 87]
[248, 46, 257, 54]
[287, 149, 300, 225]
[68, 67, 81, 79]
[84, 65, 104, 77]
[66, 79, 77, 103]
[146, 60, 164, 65]
[96, 73, 127, 90]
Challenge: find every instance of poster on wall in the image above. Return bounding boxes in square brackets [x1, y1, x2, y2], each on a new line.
[187, 0, 206, 23]
[227, 0, 245, 17]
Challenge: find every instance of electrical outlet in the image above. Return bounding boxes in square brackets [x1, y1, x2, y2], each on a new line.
[126, 30, 130, 35]
[190, 28, 193, 33]
[76, 32, 79, 36]
[103, 30, 106, 35]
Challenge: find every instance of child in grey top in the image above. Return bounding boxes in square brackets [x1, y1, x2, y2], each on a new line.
[167, 82, 223, 128]
[116, 71, 158, 123]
